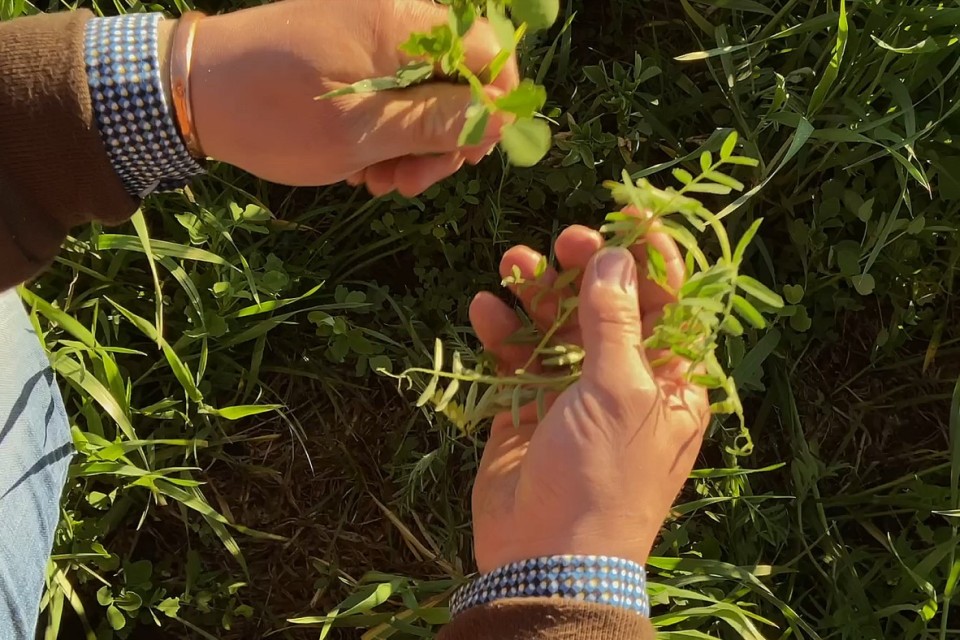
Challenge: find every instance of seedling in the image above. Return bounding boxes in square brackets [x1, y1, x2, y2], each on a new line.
[316, 0, 559, 167]
[388, 132, 783, 455]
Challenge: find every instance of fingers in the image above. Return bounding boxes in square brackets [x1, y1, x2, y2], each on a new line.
[361, 157, 401, 196]
[630, 228, 684, 305]
[462, 140, 498, 165]
[393, 153, 465, 197]
[578, 247, 656, 394]
[499, 246, 566, 333]
[392, 0, 520, 91]
[554, 225, 604, 289]
[346, 170, 365, 187]
[469, 292, 535, 374]
[358, 84, 512, 160]
[462, 18, 521, 91]
[356, 153, 467, 197]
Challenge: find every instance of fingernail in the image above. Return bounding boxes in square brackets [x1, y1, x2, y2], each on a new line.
[593, 247, 637, 293]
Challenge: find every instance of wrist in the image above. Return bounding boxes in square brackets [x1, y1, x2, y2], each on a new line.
[451, 555, 650, 619]
[477, 517, 656, 574]
[188, 12, 241, 167]
[83, 13, 204, 197]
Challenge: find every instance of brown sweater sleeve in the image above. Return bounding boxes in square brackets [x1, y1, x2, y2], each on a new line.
[0, 10, 137, 291]
[438, 599, 656, 640]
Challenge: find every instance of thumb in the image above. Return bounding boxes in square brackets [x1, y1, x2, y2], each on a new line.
[357, 84, 510, 160]
[579, 247, 656, 394]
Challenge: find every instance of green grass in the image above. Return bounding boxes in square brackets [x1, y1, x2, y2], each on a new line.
[5, 0, 960, 638]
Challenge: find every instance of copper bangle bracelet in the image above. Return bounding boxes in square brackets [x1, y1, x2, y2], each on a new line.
[169, 11, 206, 159]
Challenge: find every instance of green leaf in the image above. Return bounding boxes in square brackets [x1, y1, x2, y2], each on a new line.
[647, 245, 668, 287]
[732, 295, 766, 329]
[416, 340, 444, 407]
[131, 211, 163, 345]
[673, 168, 694, 185]
[96, 235, 235, 267]
[685, 183, 732, 195]
[316, 62, 434, 99]
[697, 0, 773, 14]
[494, 80, 547, 118]
[124, 559, 152, 586]
[487, 1, 516, 50]
[680, 0, 714, 34]
[156, 598, 180, 619]
[401, 25, 456, 59]
[716, 117, 814, 221]
[396, 61, 435, 86]
[18, 288, 96, 348]
[342, 581, 400, 616]
[459, 103, 490, 146]
[721, 130, 739, 159]
[736, 275, 784, 308]
[721, 315, 745, 336]
[836, 243, 861, 277]
[113, 591, 143, 613]
[552, 268, 580, 291]
[807, 0, 847, 116]
[851, 273, 876, 296]
[96, 587, 113, 607]
[511, 0, 559, 31]
[733, 219, 763, 263]
[448, 2, 477, 36]
[783, 284, 804, 304]
[203, 404, 284, 420]
[907, 216, 926, 234]
[500, 118, 552, 167]
[704, 171, 745, 191]
[789, 305, 812, 332]
[872, 34, 959, 55]
[108, 299, 203, 404]
[53, 356, 136, 442]
[700, 150, 713, 172]
[106, 605, 125, 631]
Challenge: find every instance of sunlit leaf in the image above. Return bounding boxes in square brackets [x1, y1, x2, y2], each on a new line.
[500, 118, 552, 167]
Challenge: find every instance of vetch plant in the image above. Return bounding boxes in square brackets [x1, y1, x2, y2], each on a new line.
[389, 132, 784, 455]
[317, 0, 559, 167]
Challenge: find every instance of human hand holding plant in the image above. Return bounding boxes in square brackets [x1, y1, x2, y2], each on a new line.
[182, 0, 521, 194]
[467, 223, 711, 571]
[385, 134, 783, 570]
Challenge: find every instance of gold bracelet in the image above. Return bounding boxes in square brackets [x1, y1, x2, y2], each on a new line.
[169, 11, 206, 159]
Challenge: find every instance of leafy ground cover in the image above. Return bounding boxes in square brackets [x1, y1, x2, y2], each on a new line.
[4, 0, 960, 638]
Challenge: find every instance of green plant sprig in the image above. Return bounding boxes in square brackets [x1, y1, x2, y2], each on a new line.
[316, 0, 559, 167]
[387, 131, 784, 456]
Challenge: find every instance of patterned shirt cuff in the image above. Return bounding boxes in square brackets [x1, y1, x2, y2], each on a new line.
[449, 555, 649, 618]
[84, 13, 205, 199]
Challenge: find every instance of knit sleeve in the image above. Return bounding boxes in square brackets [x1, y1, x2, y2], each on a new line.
[0, 10, 138, 290]
[437, 598, 657, 640]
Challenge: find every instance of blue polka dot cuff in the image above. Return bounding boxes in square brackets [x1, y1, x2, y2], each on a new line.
[449, 555, 649, 618]
[84, 13, 204, 198]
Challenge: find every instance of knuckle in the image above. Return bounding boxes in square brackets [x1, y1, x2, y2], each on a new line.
[415, 93, 462, 147]
[583, 284, 641, 329]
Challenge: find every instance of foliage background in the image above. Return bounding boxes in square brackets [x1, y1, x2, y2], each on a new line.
[2, 0, 959, 638]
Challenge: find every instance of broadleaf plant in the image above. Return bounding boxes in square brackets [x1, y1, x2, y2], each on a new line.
[316, 0, 559, 167]
[388, 131, 784, 456]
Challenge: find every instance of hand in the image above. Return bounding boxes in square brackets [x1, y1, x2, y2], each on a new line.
[468, 222, 710, 573]
[184, 0, 518, 195]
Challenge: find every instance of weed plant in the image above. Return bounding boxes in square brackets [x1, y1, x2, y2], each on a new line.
[3, 0, 959, 638]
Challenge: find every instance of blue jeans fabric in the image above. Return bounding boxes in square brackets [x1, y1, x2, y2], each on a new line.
[0, 289, 72, 639]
